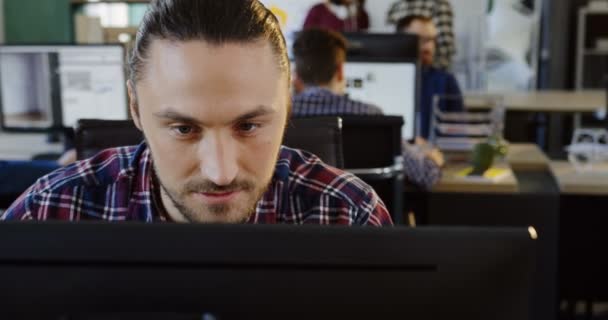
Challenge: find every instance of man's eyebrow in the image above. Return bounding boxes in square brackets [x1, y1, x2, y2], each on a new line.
[232, 106, 276, 123]
[152, 106, 276, 125]
[153, 110, 200, 124]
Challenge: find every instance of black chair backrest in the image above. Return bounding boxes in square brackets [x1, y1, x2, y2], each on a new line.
[75, 119, 143, 160]
[340, 115, 404, 170]
[283, 117, 344, 169]
[340, 115, 405, 224]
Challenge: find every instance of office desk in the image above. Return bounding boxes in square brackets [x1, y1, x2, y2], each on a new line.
[507, 143, 550, 171]
[432, 162, 518, 193]
[550, 161, 608, 195]
[433, 143, 548, 194]
[550, 161, 608, 304]
[406, 144, 559, 320]
[466, 91, 606, 158]
[465, 90, 605, 113]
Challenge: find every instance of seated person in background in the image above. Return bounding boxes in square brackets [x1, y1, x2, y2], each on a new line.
[2, 0, 391, 226]
[303, 0, 369, 32]
[291, 28, 444, 190]
[397, 15, 463, 139]
[387, 0, 456, 70]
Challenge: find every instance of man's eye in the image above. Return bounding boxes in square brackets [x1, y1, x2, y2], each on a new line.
[237, 122, 260, 134]
[171, 125, 195, 136]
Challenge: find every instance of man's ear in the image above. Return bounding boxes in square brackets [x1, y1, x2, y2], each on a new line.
[292, 72, 305, 95]
[127, 80, 143, 131]
[336, 62, 344, 82]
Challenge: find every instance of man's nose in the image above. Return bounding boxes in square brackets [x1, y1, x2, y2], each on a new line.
[198, 132, 239, 187]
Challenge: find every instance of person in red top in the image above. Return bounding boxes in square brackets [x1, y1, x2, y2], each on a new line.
[303, 0, 369, 32]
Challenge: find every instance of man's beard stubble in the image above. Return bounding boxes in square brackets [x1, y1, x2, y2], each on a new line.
[152, 163, 271, 223]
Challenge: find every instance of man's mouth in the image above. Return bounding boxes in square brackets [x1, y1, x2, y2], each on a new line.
[195, 191, 240, 205]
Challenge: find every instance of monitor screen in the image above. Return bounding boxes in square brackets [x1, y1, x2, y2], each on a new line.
[342, 33, 419, 140]
[0, 223, 537, 320]
[344, 61, 417, 140]
[0, 45, 128, 132]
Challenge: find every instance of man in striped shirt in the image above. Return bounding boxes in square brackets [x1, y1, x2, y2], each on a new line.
[2, 0, 392, 226]
[291, 28, 444, 190]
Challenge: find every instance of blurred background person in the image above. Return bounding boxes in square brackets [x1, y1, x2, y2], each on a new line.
[291, 28, 444, 190]
[397, 15, 463, 139]
[387, 0, 456, 70]
[303, 0, 369, 32]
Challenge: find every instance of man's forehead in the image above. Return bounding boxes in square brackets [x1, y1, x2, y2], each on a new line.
[137, 39, 288, 87]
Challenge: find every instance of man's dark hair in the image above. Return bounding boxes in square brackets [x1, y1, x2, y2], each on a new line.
[129, 0, 289, 85]
[396, 14, 433, 33]
[292, 28, 347, 86]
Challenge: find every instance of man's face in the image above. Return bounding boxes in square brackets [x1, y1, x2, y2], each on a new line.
[129, 40, 289, 223]
[404, 19, 438, 66]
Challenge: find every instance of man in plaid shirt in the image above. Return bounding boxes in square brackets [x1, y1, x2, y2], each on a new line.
[2, 0, 392, 226]
[291, 29, 444, 190]
[386, 0, 456, 70]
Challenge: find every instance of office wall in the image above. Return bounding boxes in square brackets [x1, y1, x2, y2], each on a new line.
[0, 0, 4, 43]
[3, 0, 72, 43]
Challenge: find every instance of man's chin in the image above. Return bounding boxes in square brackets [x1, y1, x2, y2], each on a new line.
[181, 203, 253, 224]
[187, 212, 252, 224]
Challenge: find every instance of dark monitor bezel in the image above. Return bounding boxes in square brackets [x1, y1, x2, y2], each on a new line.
[0, 222, 536, 319]
[0, 43, 128, 133]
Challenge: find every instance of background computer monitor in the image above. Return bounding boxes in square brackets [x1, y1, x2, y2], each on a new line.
[344, 33, 420, 62]
[342, 33, 419, 140]
[0, 223, 536, 319]
[0, 44, 128, 132]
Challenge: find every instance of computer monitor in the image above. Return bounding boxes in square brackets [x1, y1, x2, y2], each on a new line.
[0, 223, 537, 320]
[344, 33, 419, 62]
[342, 33, 419, 140]
[0, 45, 128, 132]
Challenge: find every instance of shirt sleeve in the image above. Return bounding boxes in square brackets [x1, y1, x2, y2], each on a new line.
[434, 0, 457, 69]
[303, 5, 321, 29]
[386, 1, 407, 25]
[401, 142, 442, 191]
[357, 7, 370, 30]
[1, 186, 38, 221]
[355, 187, 394, 226]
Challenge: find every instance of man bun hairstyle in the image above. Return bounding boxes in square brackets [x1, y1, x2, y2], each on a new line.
[128, 0, 289, 85]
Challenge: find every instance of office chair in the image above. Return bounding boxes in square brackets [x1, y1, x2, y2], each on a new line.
[339, 115, 405, 224]
[74, 119, 143, 160]
[283, 117, 344, 169]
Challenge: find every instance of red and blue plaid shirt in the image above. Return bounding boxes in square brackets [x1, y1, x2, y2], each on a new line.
[2, 143, 392, 226]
